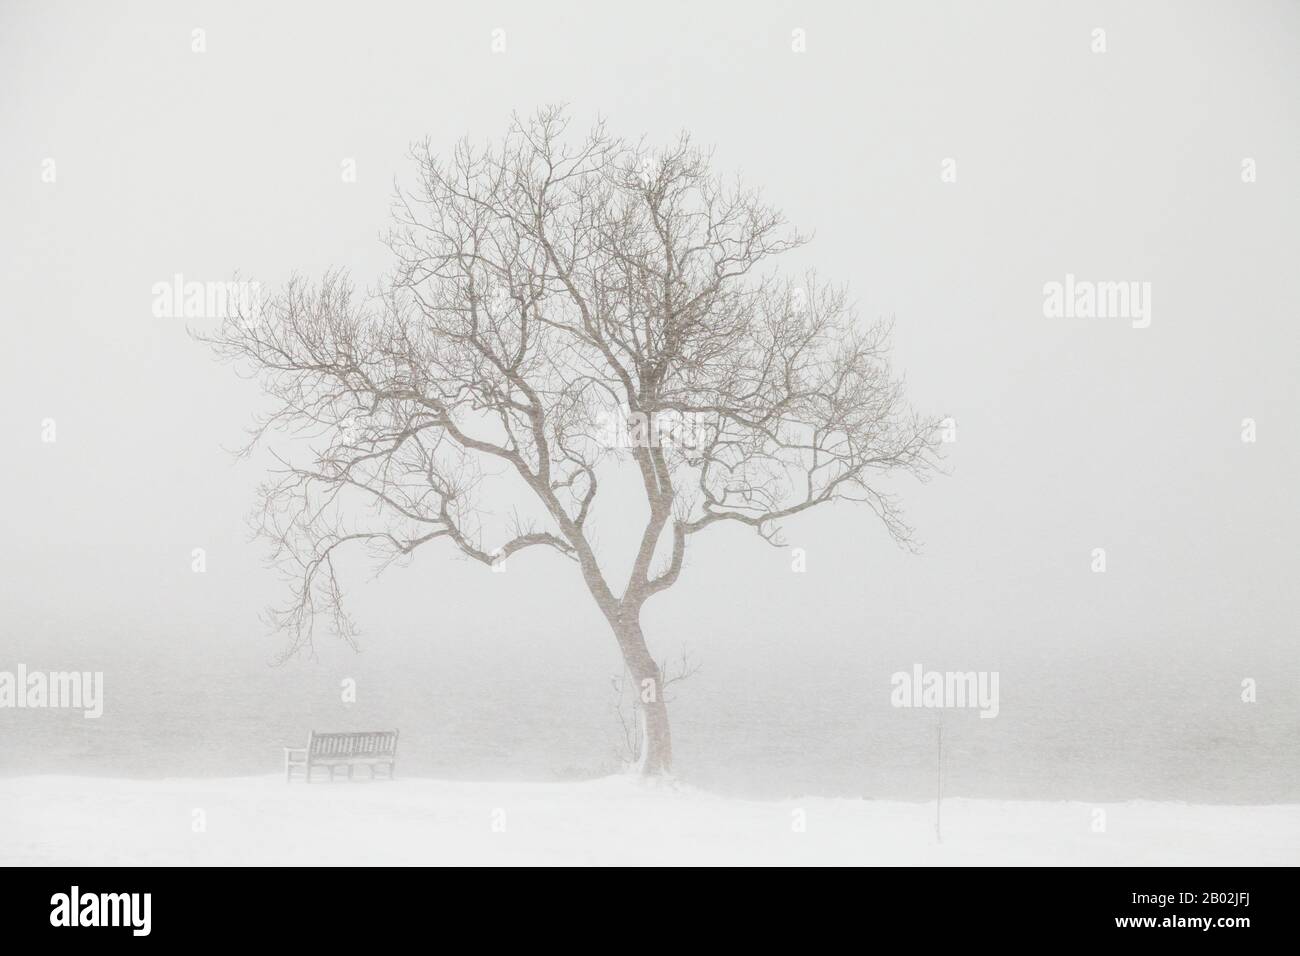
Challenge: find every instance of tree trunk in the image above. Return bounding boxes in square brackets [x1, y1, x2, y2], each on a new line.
[613, 616, 673, 776]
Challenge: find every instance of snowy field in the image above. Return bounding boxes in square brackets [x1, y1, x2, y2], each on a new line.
[1, 775, 1296, 866]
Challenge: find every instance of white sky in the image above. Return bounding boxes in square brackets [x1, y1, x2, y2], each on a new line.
[2, 0, 1297, 719]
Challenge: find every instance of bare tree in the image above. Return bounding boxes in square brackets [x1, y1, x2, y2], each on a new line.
[206, 106, 941, 776]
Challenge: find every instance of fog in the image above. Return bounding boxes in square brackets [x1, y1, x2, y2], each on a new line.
[2, 0, 1297, 801]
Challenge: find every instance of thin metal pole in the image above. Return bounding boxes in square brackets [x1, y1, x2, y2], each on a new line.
[935, 718, 943, 844]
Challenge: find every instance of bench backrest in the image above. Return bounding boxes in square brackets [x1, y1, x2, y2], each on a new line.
[308, 731, 399, 758]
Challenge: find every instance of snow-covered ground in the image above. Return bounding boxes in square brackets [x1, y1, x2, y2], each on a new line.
[1, 775, 1295, 866]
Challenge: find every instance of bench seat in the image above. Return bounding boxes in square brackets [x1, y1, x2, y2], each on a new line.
[284, 730, 399, 783]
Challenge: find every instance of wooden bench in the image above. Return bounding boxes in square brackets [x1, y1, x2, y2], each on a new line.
[284, 730, 399, 783]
